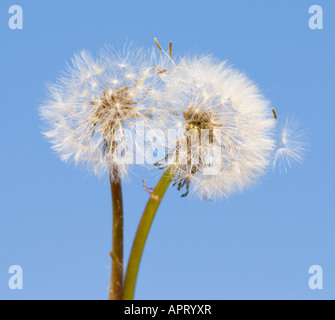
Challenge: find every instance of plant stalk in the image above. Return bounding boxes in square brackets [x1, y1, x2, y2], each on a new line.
[109, 167, 124, 300]
[122, 165, 177, 300]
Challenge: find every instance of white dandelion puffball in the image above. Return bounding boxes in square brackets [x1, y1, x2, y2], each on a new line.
[155, 56, 277, 199]
[40, 45, 158, 180]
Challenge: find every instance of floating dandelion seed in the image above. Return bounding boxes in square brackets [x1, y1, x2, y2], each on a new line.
[272, 117, 306, 173]
[40, 45, 159, 180]
[154, 56, 276, 199]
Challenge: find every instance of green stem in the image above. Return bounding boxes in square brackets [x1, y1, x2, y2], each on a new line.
[122, 165, 177, 300]
[109, 168, 124, 300]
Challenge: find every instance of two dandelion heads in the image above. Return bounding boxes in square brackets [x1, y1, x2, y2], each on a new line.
[40, 40, 305, 199]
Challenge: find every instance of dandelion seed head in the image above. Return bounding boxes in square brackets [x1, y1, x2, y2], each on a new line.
[155, 56, 276, 199]
[40, 44, 159, 180]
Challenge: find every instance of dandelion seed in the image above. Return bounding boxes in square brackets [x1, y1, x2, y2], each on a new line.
[154, 37, 163, 51]
[273, 118, 306, 173]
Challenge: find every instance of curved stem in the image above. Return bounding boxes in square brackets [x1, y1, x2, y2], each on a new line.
[122, 165, 177, 300]
[109, 168, 124, 300]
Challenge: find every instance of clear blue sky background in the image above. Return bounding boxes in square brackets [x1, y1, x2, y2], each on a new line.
[1, 0, 334, 300]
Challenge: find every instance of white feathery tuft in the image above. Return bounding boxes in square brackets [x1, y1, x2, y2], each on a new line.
[40, 44, 159, 181]
[272, 117, 306, 173]
[153, 56, 277, 200]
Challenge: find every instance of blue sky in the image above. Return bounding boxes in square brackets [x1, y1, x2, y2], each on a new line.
[0, 0, 334, 299]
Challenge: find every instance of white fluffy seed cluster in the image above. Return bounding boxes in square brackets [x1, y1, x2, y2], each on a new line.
[40, 43, 304, 199]
[40, 45, 158, 180]
[154, 57, 276, 199]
